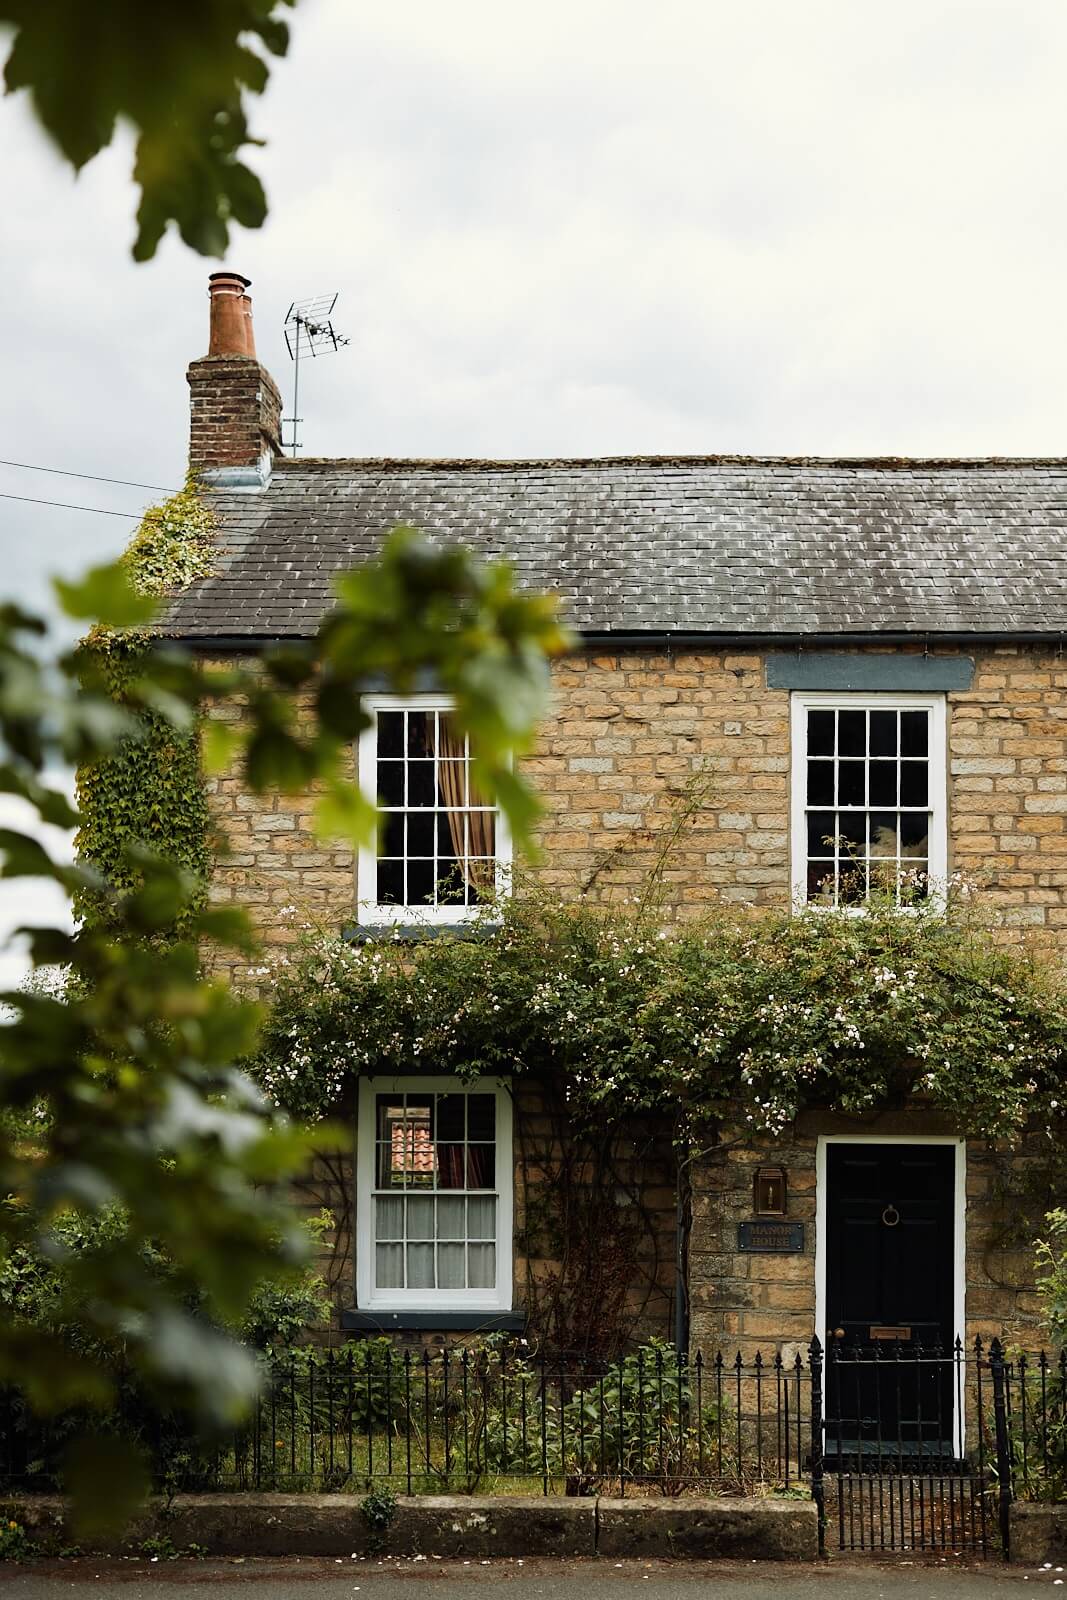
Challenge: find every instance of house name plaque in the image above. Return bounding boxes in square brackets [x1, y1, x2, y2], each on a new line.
[737, 1220, 805, 1253]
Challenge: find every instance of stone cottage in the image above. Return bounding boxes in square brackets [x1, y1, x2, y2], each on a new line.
[164, 271, 1067, 1372]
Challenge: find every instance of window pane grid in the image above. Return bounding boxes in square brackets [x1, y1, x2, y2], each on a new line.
[372, 1090, 498, 1294]
[375, 707, 497, 910]
[804, 707, 931, 907]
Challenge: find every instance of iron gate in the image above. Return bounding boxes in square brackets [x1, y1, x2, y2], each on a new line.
[812, 1331, 1004, 1555]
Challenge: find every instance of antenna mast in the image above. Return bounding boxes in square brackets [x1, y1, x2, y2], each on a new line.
[282, 293, 350, 455]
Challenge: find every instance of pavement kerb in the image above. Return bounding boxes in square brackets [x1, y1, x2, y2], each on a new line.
[596, 1496, 817, 1560]
[0, 1492, 819, 1561]
[1009, 1502, 1067, 1566]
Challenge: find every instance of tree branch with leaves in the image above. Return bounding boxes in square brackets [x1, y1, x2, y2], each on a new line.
[0, 536, 568, 1522]
[0, 0, 297, 258]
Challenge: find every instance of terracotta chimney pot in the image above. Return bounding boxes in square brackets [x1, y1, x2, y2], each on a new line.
[188, 271, 281, 476]
[207, 271, 254, 357]
[240, 290, 257, 359]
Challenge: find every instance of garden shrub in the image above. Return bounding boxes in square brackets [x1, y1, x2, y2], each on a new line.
[0, 1520, 33, 1562]
[1036, 1209, 1067, 1349]
[0, 1203, 332, 1493]
[560, 1338, 726, 1491]
[1019, 1209, 1067, 1501]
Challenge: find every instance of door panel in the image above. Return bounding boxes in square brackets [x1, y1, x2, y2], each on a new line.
[825, 1143, 957, 1452]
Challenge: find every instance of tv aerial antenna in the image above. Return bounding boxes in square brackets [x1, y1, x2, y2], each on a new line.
[282, 293, 350, 455]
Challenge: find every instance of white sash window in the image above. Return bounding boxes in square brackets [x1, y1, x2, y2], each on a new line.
[790, 693, 947, 908]
[357, 695, 511, 925]
[356, 1077, 513, 1312]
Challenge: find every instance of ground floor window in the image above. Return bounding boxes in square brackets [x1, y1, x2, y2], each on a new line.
[355, 1076, 513, 1312]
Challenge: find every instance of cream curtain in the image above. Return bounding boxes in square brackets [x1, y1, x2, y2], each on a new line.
[374, 1195, 498, 1291]
[434, 716, 495, 893]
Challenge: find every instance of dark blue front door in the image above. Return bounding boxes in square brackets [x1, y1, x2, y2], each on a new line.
[825, 1142, 956, 1452]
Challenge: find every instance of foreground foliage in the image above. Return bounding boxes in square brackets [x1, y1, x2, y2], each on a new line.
[0, 535, 566, 1517]
[0, 0, 297, 259]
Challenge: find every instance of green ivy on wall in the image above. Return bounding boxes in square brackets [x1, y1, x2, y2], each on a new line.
[74, 479, 216, 933]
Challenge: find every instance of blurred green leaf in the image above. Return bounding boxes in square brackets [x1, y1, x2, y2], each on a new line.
[54, 563, 157, 627]
[245, 725, 316, 792]
[201, 717, 241, 776]
[65, 1434, 148, 1538]
[0, 0, 294, 260]
[195, 904, 257, 953]
[0, 1330, 111, 1413]
[314, 780, 376, 847]
[15, 925, 77, 966]
[146, 1308, 261, 1422]
[0, 827, 61, 879]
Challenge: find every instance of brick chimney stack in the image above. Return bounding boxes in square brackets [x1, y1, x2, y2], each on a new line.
[187, 272, 282, 481]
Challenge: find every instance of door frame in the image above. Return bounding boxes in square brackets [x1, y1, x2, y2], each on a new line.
[815, 1134, 967, 1447]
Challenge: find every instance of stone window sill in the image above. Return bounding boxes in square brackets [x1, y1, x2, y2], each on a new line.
[341, 1308, 526, 1334]
[343, 923, 499, 944]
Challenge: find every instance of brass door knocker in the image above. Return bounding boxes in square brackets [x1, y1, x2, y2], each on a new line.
[882, 1204, 901, 1228]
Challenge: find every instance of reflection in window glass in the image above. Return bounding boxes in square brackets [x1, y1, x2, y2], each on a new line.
[371, 1089, 500, 1295]
[801, 706, 933, 907]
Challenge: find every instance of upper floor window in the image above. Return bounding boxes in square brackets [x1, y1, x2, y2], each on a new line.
[355, 1076, 513, 1312]
[357, 695, 510, 925]
[790, 693, 947, 908]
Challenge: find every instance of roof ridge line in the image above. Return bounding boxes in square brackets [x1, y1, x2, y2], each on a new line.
[271, 453, 1067, 473]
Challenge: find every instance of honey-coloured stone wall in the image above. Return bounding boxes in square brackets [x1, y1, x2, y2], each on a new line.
[199, 643, 1067, 1346]
[204, 645, 1067, 988]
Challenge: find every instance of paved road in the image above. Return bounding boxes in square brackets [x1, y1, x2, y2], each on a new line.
[0, 1556, 1061, 1598]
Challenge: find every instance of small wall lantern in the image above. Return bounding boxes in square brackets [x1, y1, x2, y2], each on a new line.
[754, 1165, 787, 1216]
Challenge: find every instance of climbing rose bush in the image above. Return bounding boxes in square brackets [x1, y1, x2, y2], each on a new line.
[250, 887, 1067, 1146]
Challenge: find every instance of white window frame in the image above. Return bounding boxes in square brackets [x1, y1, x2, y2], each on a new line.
[355, 1074, 514, 1313]
[357, 693, 512, 927]
[789, 692, 948, 910]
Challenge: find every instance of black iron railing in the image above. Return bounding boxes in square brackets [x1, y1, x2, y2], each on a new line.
[1, 1335, 1062, 1561]
[996, 1341, 1067, 1504]
[1, 1343, 809, 1498]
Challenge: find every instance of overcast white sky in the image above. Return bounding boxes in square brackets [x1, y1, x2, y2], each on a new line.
[2, 0, 1067, 980]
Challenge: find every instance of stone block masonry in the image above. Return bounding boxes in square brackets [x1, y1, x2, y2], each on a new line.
[950, 649, 1067, 939]
[530, 651, 789, 916]
[1010, 1503, 1067, 1565]
[203, 644, 1067, 978]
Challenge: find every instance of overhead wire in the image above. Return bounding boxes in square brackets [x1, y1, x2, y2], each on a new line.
[0, 492, 143, 520]
[0, 458, 175, 493]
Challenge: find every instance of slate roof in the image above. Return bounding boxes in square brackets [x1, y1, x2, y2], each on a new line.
[163, 455, 1067, 640]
